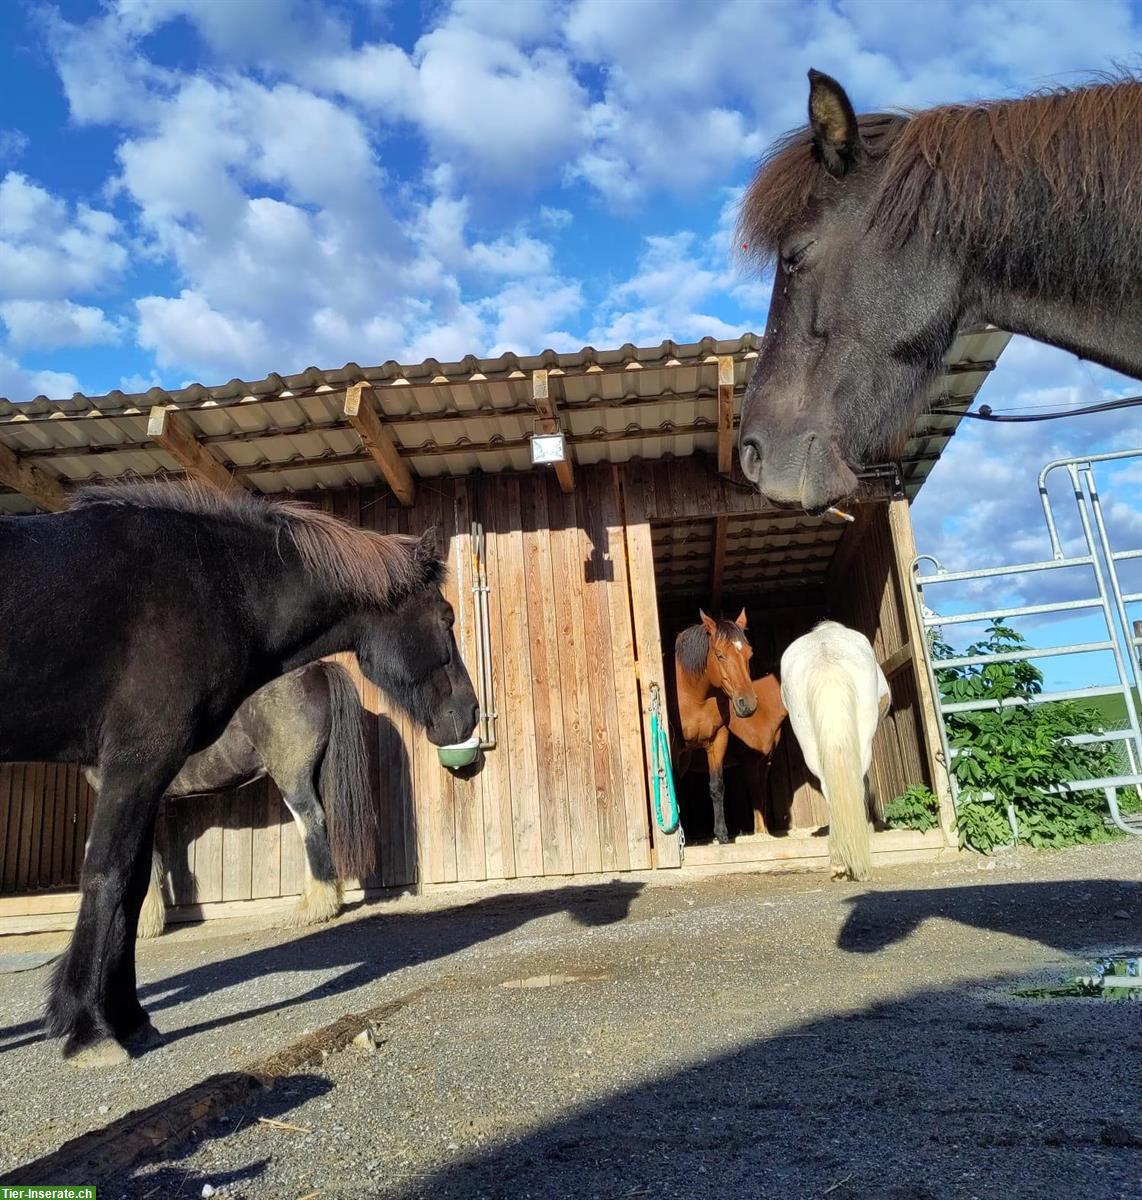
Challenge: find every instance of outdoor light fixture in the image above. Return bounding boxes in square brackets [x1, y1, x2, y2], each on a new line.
[530, 422, 567, 466]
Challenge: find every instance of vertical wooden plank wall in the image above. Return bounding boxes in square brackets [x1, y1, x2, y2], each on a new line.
[0, 763, 95, 893]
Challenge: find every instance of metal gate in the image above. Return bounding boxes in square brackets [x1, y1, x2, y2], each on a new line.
[909, 448, 1142, 838]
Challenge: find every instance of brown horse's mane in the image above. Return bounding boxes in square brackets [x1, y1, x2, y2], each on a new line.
[71, 481, 443, 605]
[739, 75, 1142, 299]
[675, 619, 750, 681]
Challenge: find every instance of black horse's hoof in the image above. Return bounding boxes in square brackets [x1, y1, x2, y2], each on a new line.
[714, 830, 732, 845]
[124, 1019, 163, 1051]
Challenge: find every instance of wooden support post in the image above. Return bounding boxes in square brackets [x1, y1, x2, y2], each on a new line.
[0, 439, 68, 511]
[887, 496, 957, 846]
[532, 369, 575, 493]
[344, 383, 416, 506]
[710, 514, 728, 612]
[716, 355, 734, 475]
[622, 466, 681, 869]
[147, 407, 244, 494]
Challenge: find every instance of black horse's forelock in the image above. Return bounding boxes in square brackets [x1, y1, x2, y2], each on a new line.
[71, 480, 443, 607]
[675, 619, 750, 680]
[738, 75, 1142, 304]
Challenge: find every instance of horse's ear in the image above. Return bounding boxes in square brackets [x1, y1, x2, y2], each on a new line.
[699, 609, 717, 634]
[416, 527, 439, 561]
[808, 68, 860, 177]
[735, 608, 749, 630]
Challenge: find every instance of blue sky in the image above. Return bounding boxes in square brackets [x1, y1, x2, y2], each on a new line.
[1, 0, 1140, 686]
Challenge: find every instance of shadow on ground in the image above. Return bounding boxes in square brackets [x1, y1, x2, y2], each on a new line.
[838, 878, 1141, 955]
[390, 980, 1142, 1200]
[0, 881, 643, 1054]
[3, 1070, 332, 1192]
[97, 874, 1142, 1199]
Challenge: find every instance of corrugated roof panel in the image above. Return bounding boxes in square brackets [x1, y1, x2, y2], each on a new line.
[0, 330, 1008, 512]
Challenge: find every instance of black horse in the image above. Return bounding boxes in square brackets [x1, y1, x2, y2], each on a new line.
[736, 71, 1142, 511]
[86, 660, 377, 939]
[0, 482, 478, 1066]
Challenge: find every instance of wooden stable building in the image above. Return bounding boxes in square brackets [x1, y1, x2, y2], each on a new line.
[0, 330, 1010, 931]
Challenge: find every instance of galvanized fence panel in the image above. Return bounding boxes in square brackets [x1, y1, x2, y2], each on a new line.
[910, 449, 1142, 839]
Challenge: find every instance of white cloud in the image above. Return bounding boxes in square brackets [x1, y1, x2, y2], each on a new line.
[0, 173, 127, 301]
[0, 129, 28, 162]
[136, 290, 271, 377]
[590, 231, 743, 346]
[118, 370, 164, 394]
[321, 20, 589, 187]
[0, 300, 123, 350]
[0, 352, 80, 402]
[484, 280, 583, 356]
[539, 206, 572, 230]
[45, 7, 172, 126]
[116, 0, 351, 67]
[469, 235, 553, 278]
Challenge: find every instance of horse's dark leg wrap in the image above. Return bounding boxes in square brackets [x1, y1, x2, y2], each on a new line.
[753, 757, 772, 835]
[711, 771, 730, 844]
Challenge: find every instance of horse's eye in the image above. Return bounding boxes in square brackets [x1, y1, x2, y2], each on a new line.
[782, 240, 816, 273]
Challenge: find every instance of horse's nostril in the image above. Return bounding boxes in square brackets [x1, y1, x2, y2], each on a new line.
[740, 438, 763, 483]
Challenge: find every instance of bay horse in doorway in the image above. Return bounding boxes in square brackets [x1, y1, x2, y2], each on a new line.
[0, 482, 478, 1067]
[780, 621, 890, 881]
[86, 660, 377, 939]
[737, 71, 1142, 511]
[674, 611, 787, 844]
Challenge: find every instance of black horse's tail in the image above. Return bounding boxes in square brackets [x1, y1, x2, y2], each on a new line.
[318, 662, 379, 881]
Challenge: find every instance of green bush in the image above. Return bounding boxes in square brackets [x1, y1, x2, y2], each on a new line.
[885, 784, 940, 833]
[931, 620, 1124, 853]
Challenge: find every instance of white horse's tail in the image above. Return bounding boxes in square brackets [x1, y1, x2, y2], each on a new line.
[807, 669, 872, 882]
[137, 849, 167, 940]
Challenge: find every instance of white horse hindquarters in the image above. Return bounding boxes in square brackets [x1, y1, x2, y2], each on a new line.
[780, 622, 884, 881]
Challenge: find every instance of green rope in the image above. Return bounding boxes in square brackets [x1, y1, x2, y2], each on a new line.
[649, 684, 680, 836]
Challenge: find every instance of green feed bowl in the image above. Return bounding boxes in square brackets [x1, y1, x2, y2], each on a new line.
[437, 735, 481, 769]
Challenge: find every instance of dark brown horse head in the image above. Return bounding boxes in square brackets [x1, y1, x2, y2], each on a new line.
[738, 70, 1142, 512]
[736, 69, 965, 511]
[699, 608, 757, 718]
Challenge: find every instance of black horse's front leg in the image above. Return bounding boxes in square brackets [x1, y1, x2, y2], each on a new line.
[47, 768, 168, 1066]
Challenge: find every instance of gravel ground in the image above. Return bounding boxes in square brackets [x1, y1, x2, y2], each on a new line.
[2, 841, 1140, 1199]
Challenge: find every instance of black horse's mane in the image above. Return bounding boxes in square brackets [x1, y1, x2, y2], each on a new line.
[739, 75, 1142, 302]
[71, 481, 443, 604]
[675, 619, 750, 681]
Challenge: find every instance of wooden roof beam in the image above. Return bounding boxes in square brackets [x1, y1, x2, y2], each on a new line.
[0, 439, 68, 511]
[148, 407, 245, 494]
[532, 369, 575, 493]
[344, 382, 416, 506]
[716, 355, 734, 475]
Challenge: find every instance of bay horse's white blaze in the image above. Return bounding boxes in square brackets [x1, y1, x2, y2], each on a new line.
[780, 621, 890, 881]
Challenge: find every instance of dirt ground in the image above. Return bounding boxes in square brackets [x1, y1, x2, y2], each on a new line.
[1, 840, 1139, 1200]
